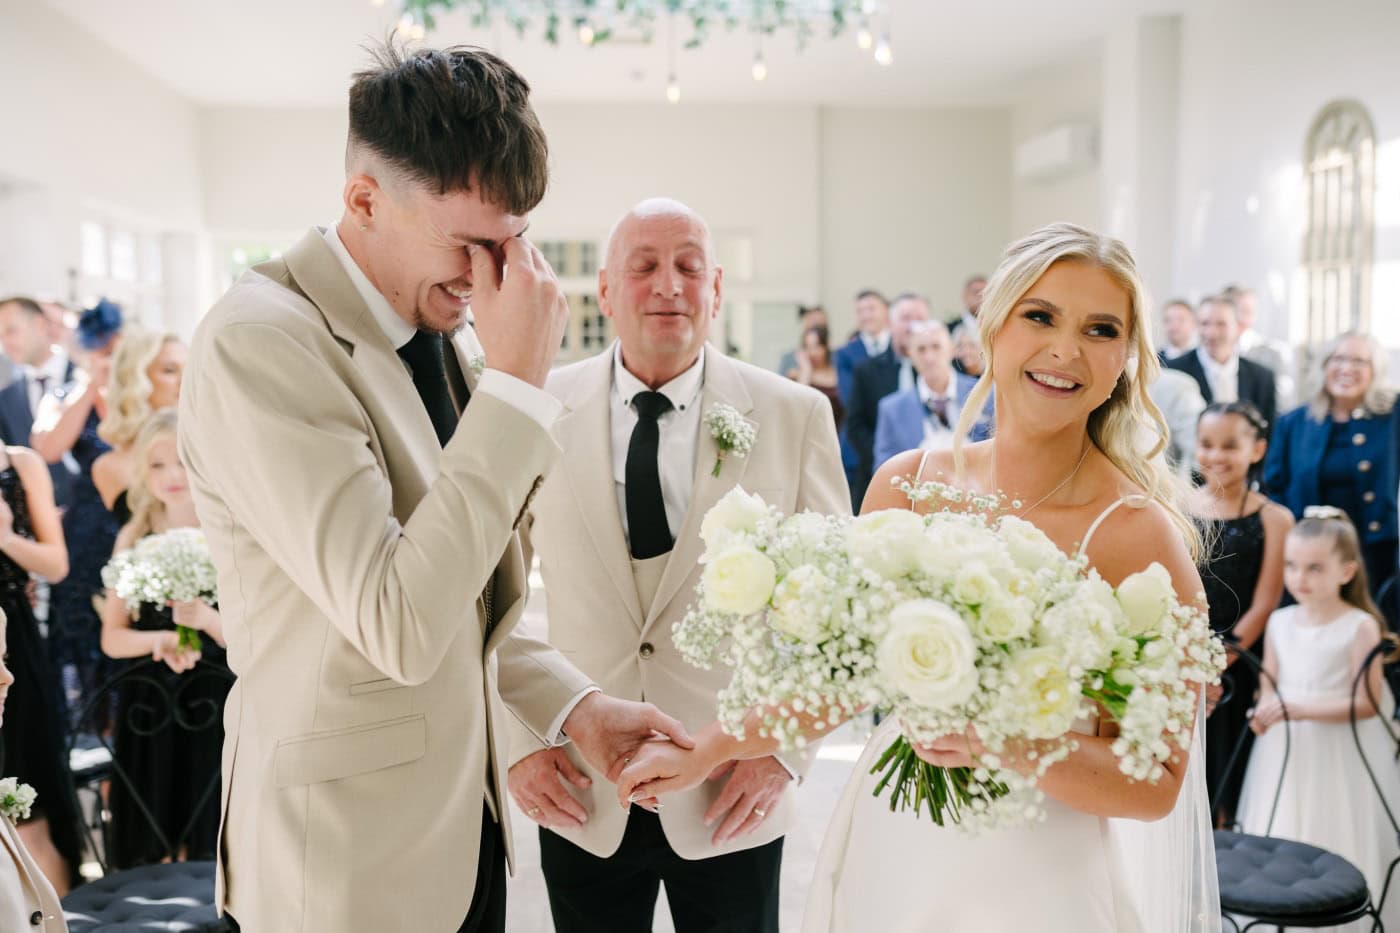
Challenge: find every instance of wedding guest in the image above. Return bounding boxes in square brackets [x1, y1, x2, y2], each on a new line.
[31, 298, 123, 731]
[844, 293, 930, 505]
[1148, 367, 1206, 478]
[91, 331, 186, 526]
[1165, 293, 1276, 432]
[100, 410, 228, 867]
[833, 290, 888, 505]
[37, 301, 77, 360]
[0, 297, 78, 508]
[1190, 402, 1291, 827]
[0, 609, 70, 932]
[947, 274, 987, 336]
[0, 436, 83, 894]
[1159, 298, 1197, 361]
[1264, 331, 1398, 592]
[787, 324, 843, 430]
[1224, 284, 1296, 408]
[776, 305, 828, 376]
[951, 319, 984, 377]
[508, 198, 849, 933]
[873, 320, 991, 468]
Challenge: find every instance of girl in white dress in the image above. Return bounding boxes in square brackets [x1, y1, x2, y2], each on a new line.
[1236, 508, 1400, 932]
[617, 223, 1220, 932]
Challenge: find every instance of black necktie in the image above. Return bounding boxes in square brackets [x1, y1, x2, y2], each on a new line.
[926, 396, 950, 429]
[626, 391, 674, 560]
[397, 331, 457, 447]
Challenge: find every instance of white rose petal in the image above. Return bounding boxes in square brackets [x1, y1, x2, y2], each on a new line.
[848, 509, 927, 579]
[953, 562, 1000, 607]
[876, 599, 979, 710]
[769, 566, 831, 643]
[1116, 563, 1175, 637]
[702, 544, 778, 615]
[973, 595, 1034, 642]
[700, 487, 771, 554]
[1007, 647, 1083, 739]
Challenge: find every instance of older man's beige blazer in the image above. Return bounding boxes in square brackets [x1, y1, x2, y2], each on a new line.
[511, 345, 850, 860]
[180, 229, 594, 932]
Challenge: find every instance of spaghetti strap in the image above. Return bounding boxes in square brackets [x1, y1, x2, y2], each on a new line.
[1077, 493, 1151, 558]
[913, 449, 935, 485]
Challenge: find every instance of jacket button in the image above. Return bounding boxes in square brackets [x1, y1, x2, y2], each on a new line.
[1364, 491, 1377, 503]
[1359, 460, 1372, 472]
[30, 911, 42, 926]
[1370, 521, 1382, 533]
[1353, 432, 1367, 446]
[639, 643, 655, 659]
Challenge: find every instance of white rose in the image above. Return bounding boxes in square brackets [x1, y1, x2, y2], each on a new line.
[877, 599, 979, 710]
[1038, 598, 1116, 670]
[769, 566, 830, 643]
[1006, 647, 1083, 739]
[998, 515, 1066, 572]
[920, 518, 1001, 579]
[699, 487, 771, 554]
[848, 509, 927, 579]
[953, 562, 1000, 607]
[973, 595, 1034, 642]
[702, 544, 777, 615]
[1115, 563, 1176, 637]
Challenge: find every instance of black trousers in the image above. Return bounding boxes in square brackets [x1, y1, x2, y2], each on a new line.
[539, 808, 783, 933]
[224, 804, 505, 933]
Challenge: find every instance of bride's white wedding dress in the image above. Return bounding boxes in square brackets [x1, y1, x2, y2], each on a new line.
[803, 490, 1220, 933]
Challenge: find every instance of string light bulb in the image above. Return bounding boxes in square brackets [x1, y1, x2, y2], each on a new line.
[578, 23, 595, 45]
[665, 75, 681, 104]
[874, 35, 893, 66]
[856, 24, 873, 50]
[751, 52, 768, 81]
[370, 0, 385, 7]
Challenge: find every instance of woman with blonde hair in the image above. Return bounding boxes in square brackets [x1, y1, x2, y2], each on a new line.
[620, 223, 1219, 931]
[91, 330, 186, 526]
[1264, 331, 1399, 593]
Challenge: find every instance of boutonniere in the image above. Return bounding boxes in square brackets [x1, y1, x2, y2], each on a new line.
[0, 777, 36, 823]
[703, 403, 756, 477]
[467, 354, 486, 378]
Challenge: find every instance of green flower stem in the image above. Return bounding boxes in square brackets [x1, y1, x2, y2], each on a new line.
[711, 456, 724, 478]
[177, 626, 203, 653]
[868, 735, 1010, 827]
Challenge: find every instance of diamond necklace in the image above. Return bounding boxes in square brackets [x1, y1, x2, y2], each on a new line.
[995, 441, 1092, 518]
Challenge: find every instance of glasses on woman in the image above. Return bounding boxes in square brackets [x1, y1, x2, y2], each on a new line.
[1326, 354, 1372, 370]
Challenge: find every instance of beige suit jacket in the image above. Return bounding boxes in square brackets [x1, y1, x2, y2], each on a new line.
[0, 815, 66, 932]
[179, 229, 595, 932]
[511, 345, 850, 860]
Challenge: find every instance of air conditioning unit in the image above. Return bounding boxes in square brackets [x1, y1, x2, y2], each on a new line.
[1013, 122, 1098, 183]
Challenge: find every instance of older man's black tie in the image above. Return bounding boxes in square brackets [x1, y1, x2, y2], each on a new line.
[626, 390, 674, 559]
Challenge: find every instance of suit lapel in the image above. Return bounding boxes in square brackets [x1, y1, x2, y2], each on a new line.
[558, 351, 646, 630]
[644, 349, 755, 633]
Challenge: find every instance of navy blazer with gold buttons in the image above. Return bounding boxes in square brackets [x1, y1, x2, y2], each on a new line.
[1263, 403, 1400, 545]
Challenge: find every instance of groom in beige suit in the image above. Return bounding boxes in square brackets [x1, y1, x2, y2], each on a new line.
[179, 46, 690, 933]
[508, 199, 849, 932]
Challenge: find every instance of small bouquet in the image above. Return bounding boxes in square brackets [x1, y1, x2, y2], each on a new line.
[101, 528, 218, 653]
[674, 482, 1225, 831]
[0, 777, 36, 823]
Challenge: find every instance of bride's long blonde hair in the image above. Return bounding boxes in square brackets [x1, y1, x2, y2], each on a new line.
[953, 222, 1200, 559]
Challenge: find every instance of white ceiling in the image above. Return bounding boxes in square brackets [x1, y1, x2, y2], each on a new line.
[44, 0, 1185, 108]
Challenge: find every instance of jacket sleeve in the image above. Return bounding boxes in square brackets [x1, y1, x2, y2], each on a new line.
[1261, 409, 1291, 504]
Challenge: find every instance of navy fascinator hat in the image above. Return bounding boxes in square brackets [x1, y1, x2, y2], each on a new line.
[76, 298, 123, 351]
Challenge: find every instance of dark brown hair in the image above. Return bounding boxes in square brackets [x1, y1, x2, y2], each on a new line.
[348, 42, 549, 214]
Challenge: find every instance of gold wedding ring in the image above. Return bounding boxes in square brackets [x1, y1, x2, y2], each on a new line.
[527, 806, 542, 816]
[754, 807, 767, 818]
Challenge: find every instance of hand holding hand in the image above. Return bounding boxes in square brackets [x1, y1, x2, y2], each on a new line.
[1250, 695, 1287, 735]
[508, 746, 592, 829]
[153, 630, 200, 674]
[702, 757, 792, 845]
[614, 736, 719, 810]
[562, 692, 694, 785]
[467, 238, 569, 388]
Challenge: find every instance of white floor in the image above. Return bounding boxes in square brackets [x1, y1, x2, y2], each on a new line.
[504, 575, 866, 932]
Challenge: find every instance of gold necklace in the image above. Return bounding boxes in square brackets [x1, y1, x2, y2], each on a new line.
[995, 441, 1092, 517]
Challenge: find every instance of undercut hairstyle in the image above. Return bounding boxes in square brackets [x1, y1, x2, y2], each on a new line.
[347, 41, 549, 214]
[0, 296, 43, 317]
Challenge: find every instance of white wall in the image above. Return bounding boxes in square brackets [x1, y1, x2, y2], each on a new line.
[1172, 0, 1400, 347]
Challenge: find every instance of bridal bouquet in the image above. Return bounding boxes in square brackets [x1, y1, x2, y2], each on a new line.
[674, 483, 1225, 831]
[101, 528, 218, 652]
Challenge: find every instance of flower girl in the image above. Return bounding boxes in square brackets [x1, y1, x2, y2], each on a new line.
[98, 410, 229, 867]
[1237, 508, 1400, 929]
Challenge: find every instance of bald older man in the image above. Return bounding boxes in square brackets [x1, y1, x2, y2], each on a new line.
[507, 198, 849, 933]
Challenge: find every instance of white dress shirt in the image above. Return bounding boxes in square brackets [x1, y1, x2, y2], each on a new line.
[20, 352, 70, 416]
[917, 375, 961, 452]
[859, 330, 891, 359]
[610, 343, 706, 545]
[1196, 346, 1239, 403]
[1161, 341, 1196, 361]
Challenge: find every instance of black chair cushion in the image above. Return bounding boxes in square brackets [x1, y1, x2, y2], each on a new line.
[62, 860, 228, 932]
[1215, 830, 1372, 918]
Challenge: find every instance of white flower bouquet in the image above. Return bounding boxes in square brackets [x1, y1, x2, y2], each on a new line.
[0, 777, 36, 823]
[674, 482, 1225, 830]
[101, 528, 218, 652]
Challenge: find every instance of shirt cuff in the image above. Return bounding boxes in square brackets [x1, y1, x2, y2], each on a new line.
[476, 370, 563, 432]
[774, 756, 802, 782]
[548, 685, 602, 746]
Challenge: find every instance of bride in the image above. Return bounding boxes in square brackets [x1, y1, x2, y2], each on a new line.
[618, 223, 1220, 932]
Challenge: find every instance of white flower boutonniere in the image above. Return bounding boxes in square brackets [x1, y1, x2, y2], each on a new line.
[0, 777, 36, 823]
[467, 354, 486, 378]
[704, 403, 756, 477]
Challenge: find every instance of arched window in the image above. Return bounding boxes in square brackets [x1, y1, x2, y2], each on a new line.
[1302, 100, 1376, 345]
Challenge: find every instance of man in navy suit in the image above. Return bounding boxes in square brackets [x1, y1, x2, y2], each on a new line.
[845, 292, 931, 507]
[874, 321, 992, 467]
[0, 296, 78, 507]
[832, 289, 888, 506]
[1165, 294, 1276, 433]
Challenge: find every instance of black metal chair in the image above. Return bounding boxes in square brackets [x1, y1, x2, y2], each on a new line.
[1373, 576, 1400, 712]
[60, 657, 235, 933]
[1349, 639, 1400, 921]
[1212, 640, 1381, 931]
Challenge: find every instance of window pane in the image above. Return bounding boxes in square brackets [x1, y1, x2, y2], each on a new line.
[80, 222, 107, 277]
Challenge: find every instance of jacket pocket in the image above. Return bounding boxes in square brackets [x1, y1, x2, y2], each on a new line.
[348, 677, 405, 696]
[274, 714, 426, 787]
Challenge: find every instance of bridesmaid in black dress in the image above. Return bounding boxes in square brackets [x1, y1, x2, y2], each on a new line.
[0, 442, 85, 893]
[1191, 402, 1292, 827]
[98, 411, 229, 867]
